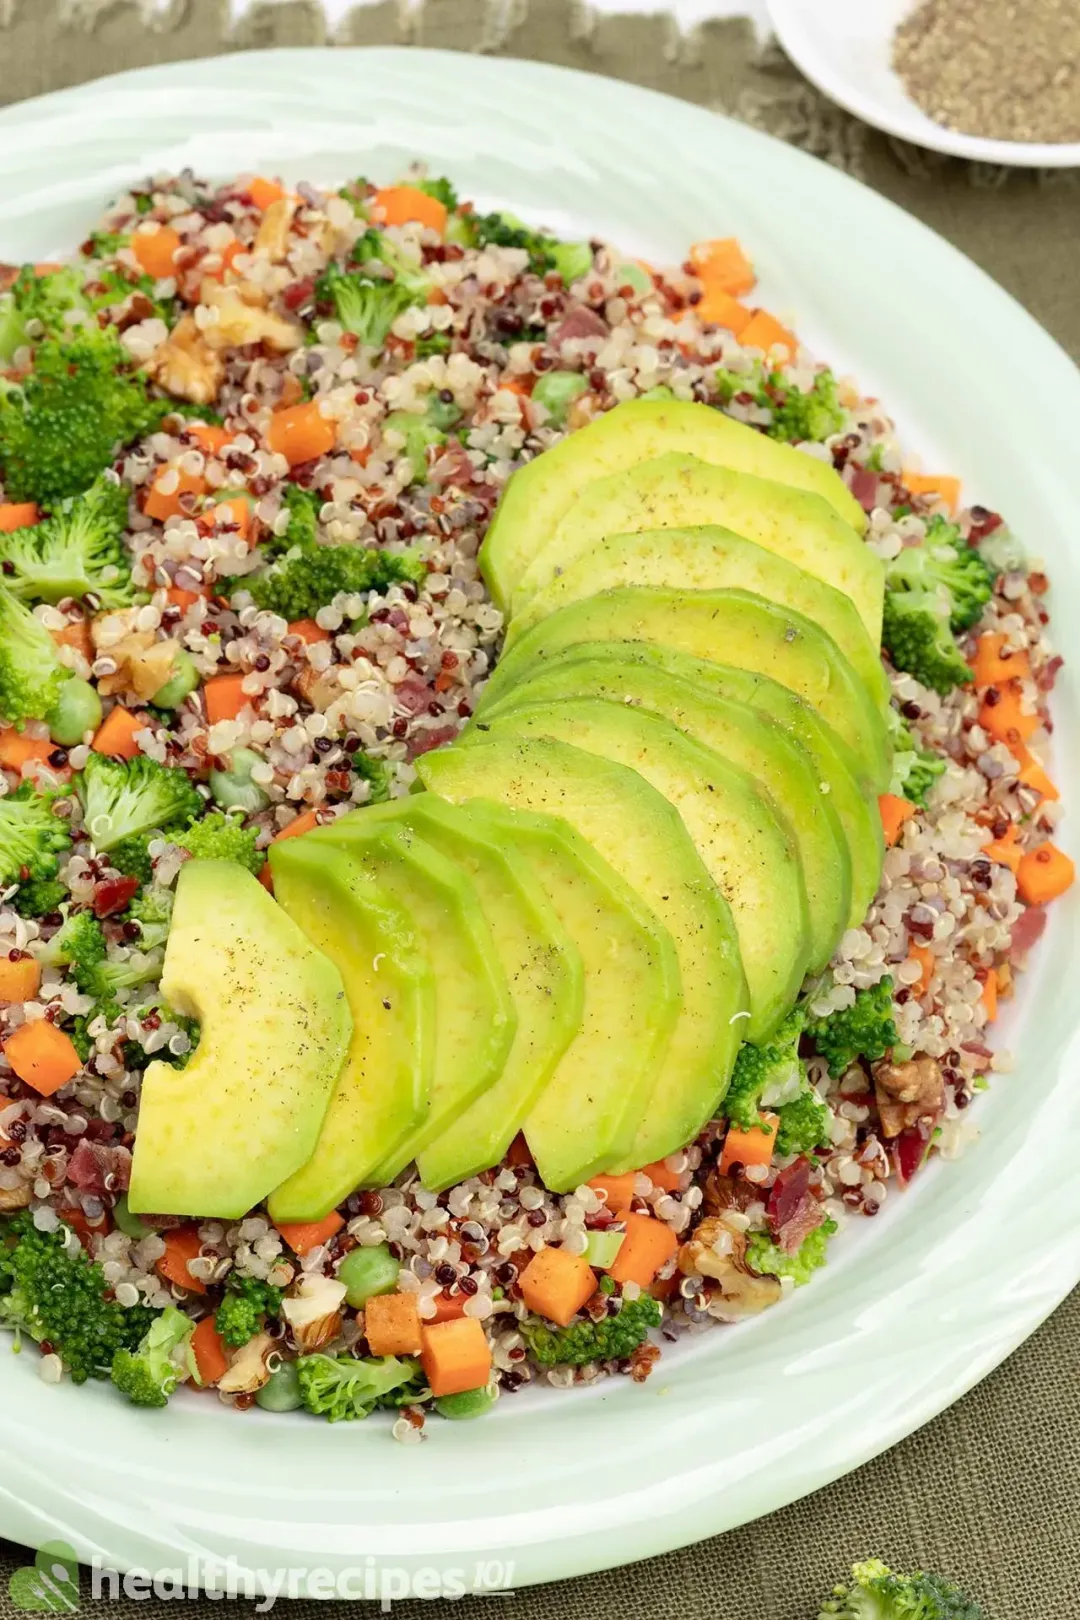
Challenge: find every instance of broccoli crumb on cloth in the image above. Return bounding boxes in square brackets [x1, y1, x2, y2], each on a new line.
[819, 1559, 984, 1619]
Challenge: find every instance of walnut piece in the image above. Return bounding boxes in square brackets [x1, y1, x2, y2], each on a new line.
[146, 314, 225, 405]
[253, 198, 297, 263]
[200, 284, 303, 354]
[0, 1183, 32, 1212]
[677, 1215, 782, 1322]
[217, 1331, 274, 1394]
[873, 1055, 945, 1139]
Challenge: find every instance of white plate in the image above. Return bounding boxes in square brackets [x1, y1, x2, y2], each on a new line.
[767, 0, 1080, 168]
[0, 46, 1078, 1600]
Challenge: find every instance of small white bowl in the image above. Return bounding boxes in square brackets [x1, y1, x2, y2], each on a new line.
[766, 0, 1080, 168]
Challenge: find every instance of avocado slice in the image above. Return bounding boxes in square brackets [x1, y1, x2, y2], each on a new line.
[338, 795, 586, 1190]
[511, 452, 883, 647]
[419, 734, 748, 1173]
[265, 838, 435, 1223]
[507, 522, 889, 710]
[501, 641, 884, 929]
[467, 698, 809, 1039]
[479, 397, 867, 610]
[484, 652, 851, 973]
[480, 586, 892, 791]
[306, 824, 517, 1186]
[128, 860, 351, 1220]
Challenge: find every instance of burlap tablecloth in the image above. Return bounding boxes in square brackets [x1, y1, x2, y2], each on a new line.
[0, 4, 1077, 1615]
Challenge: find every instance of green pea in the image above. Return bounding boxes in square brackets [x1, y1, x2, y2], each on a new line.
[112, 1194, 151, 1241]
[209, 747, 270, 814]
[255, 1358, 303, 1413]
[532, 371, 588, 426]
[336, 1243, 400, 1308]
[435, 1383, 498, 1421]
[46, 677, 102, 746]
[151, 649, 200, 710]
[549, 240, 593, 287]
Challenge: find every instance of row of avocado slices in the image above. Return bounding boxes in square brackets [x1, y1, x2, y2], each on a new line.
[128, 398, 891, 1224]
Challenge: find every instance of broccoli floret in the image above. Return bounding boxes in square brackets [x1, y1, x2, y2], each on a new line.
[0, 589, 71, 726]
[263, 482, 321, 560]
[177, 811, 264, 874]
[0, 327, 166, 506]
[0, 265, 89, 364]
[747, 1218, 837, 1288]
[214, 1276, 283, 1349]
[296, 1352, 420, 1422]
[886, 518, 995, 634]
[880, 590, 972, 696]
[0, 474, 133, 608]
[41, 910, 106, 992]
[723, 1006, 805, 1131]
[415, 333, 451, 359]
[887, 714, 947, 809]
[819, 1559, 984, 1619]
[122, 1002, 199, 1072]
[76, 752, 201, 856]
[107, 834, 155, 884]
[11, 876, 67, 917]
[521, 1293, 661, 1367]
[126, 885, 173, 950]
[352, 749, 392, 802]
[468, 212, 556, 274]
[110, 1304, 197, 1408]
[314, 260, 420, 351]
[415, 177, 458, 210]
[245, 542, 426, 622]
[774, 1088, 832, 1157]
[805, 977, 897, 1078]
[0, 1211, 158, 1383]
[351, 229, 434, 303]
[768, 369, 846, 445]
[0, 782, 71, 888]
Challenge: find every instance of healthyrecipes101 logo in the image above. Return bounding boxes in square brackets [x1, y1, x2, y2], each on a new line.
[9, 1543, 516, 1610]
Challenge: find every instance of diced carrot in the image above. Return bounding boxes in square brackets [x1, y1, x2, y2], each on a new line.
[879, 793, 917, 848]
[202, 495, 252, 539]
[587, 1172, 636, 1214]
[92, 706, 145, 760]
[274, 1211, 344, 1256]
[904, 471, 961, 515]
[690, 238, 756, 297]
[0, 730, 55, 771]
[191, 1317, 229, 1386]
[271, 809, 319, 844]
[32, 263, 63, 276]
[50, 619, 94, 662]
[908, 943, 935, 999]
[287, 618, 331, 646]
[364, 1292, 422, 1357]
[187, 423, 231, 455]
[349, 446, 371, 469]
[1016, 842, 1075, 907]
[204, 672, 249, 726]
[695, 286, 754, 335]
[978, 682, 1039, 749]
[371, 185, 448, 236]
[0, 956, 41, 1003]
[428, 1291, 468, 1324]
[969, 632, 1031, 690]
[165, 585, 209, 610]
[607, 1212, 679, 1289]
[248, 177, 286, 212]
[0, 502, 39, 532]
[641, 1158, 682, 1192]
[144, 467, 207, 523]
[718, 1111, 779, 1176]
[420, 1316, 492, 1397]
[981, 822, 1022, 875]
[649, 1271, 679, 1303]
[498, 376, 532, 398]
[60, 1203, 110, 1250]
[3, 1021, 81, 1096]
[740, 309, 796, 356]
[267, 403, 336, 468]
[1012, 742, 1059, 803]
[519, 1246, 597, 1327]
[155, 1227, 207, 1294]
[980, 969, 998, 1024]
[506, 1132, 534, 1168]
[131, 225, 183, 282]
[203, 237, 245, 282]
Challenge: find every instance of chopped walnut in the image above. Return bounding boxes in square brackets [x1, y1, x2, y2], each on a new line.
[217, 1331, 274, 1394]
[677, 1215, 782, 1322]
[90, 610, 176, 699]
[873, 1055, 945, 1139]
[253, 198, 297, 263]
[628, 1341, 661, 1383]
[146, 314, 225, 405]
[128, 639, 181, 702]
[702, 1169, 758, 1218]
[0, 1183, 32, 1212]
[200, 284, 303, 354]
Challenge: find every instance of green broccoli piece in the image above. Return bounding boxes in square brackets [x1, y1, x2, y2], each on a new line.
[263, 482, 321, 560]
[176, 811, 264, 874]
[880, 590, 972, 696]
[415, 333, 451, 359]
[887, 714, 947, 809]
[768, 369, 846, 444]
[82, 230, 130, 260]
[214, 1276, 283, 1349]
[296, 1352, 420, 1422]
[40, 910, 107, 992]
[126, 885, 173, 950]
[415, 177, 458, 210]
[0, 1211, 158, 1383]
[0, 265, 89, 364]
[468, 212, 556, 274]
[382, 395, 460, 484]
[774, 1088, 832, 1157]
[887, 518, 995, 634]
[352, 749, 392, 803]
[747, 1218, 837, 1288]
[805, 977, 897, 1078]
[245, 542, 426, 622]
[121, 1002, 199, 1072]
[521, 1293, 661, 1367]
[76, 752, 201, 856]
[11, 876, 67, 917]
[723, 1006, 805, 1132]
[351, 229, 434, 301]
[0, 588, 72, 726]
[0, 474, 133, 609]
[110, 1304, 197, 1408]
[819, 1558, 984, 1619]
[315, 256, 422, 351]
[0, 782, 71, 889]
[107, 834, 156, 884]
[0, 326, 166, 506]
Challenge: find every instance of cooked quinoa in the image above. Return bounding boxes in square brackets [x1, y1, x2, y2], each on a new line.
[0, 168, 1065, 1429]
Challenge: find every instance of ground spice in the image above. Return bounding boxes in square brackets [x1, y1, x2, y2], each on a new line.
[892, 0, 1080, 144]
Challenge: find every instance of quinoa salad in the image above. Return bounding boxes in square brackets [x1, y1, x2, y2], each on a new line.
[0, 168, 1070, 1432]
